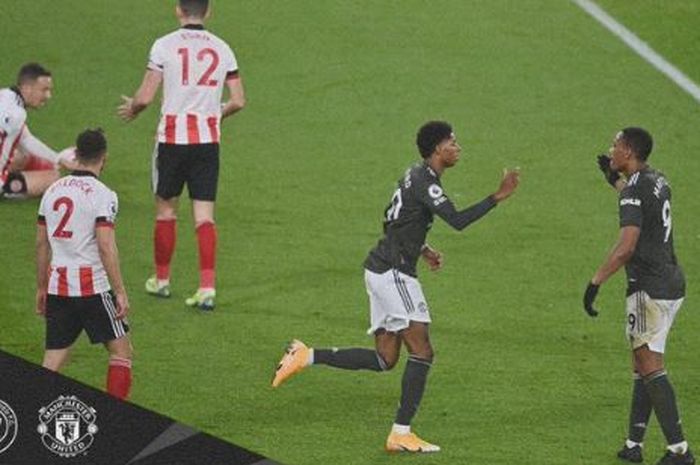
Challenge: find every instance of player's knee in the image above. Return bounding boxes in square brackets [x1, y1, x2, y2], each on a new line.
[107, 339, 133, 360]
[377, 351, 399, 371]
[410, 346, 434, 363]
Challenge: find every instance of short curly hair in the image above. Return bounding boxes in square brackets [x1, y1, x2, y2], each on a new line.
[416, 121, 453, 159]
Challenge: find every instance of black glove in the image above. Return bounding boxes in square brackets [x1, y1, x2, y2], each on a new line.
[597, 154, 621, 187]
[583, 282, 600, 317]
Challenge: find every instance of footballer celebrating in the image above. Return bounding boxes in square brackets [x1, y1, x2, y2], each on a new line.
[118, 0, 245, 310]
[1, 63, 76, 199]
[584, 128, 693, 465]
[272, 121, 519, 453]
[36, 129, 132, 400]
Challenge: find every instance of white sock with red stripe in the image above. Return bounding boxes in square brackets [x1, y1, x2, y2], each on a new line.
[107, 356, 132, 400]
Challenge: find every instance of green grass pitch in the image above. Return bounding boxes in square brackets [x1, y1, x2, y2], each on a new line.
[1, 1, 699, 464]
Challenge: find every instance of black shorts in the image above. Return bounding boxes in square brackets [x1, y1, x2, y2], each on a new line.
[153, 143, 220, 201]
[45, 292, 130, 350]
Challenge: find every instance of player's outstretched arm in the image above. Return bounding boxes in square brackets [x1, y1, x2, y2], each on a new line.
[96, 227, 129, 319]
[432, 168, 519, 231]
[221, 76, 246, 120]
[20, 127, 77, 170]
[583, 225, 640, 317]
[117, 70, 163, 122]
[35, 224, 51, 316]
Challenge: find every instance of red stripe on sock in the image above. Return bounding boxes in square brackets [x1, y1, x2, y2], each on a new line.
[196, 222, 216, 289]
[154, 219, 176, 280]
[107, 358, 132, 400]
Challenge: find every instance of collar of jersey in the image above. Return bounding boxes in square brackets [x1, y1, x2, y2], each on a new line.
[182, 24, 205, 30]
[422, 162, 438, 179]
[70, 170, 97, 178]
[9, 86, 25, 108]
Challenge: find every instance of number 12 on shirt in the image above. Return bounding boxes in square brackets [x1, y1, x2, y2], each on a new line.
[176, 48, 219, 87]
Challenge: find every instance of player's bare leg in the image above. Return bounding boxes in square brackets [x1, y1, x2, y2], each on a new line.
[186, 199, 216, 310]
[42, 348, 71, 372]
[632, 345, 693, 464]
[272, 332, 400, 388]
[146, 195, 178, 298]
[104, 336, 133, 400]
[386, 322, 439, 453]
[2, 170, 58, 199]
[24, 170, 59, 197]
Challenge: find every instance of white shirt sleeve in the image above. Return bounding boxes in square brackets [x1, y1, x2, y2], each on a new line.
[19, 127, 58, 164]
[95, 189, 119, 225]
[225, 44, 238, 74]
[147, 39, 165, 72]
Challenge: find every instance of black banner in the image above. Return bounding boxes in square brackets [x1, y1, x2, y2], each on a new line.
[0, 350, 281, 465]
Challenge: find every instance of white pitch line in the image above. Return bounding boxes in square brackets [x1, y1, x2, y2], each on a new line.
[572, 0, 700, 105]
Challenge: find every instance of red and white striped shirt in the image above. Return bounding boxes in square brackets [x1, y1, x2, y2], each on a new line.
[148, 24, 239, 145]
[0, 87, 28, 187]
[38, 172, 118, 297]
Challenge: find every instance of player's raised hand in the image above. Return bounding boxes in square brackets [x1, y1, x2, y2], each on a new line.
[114, 291, 130, 319]
[35, 289, 47, 316]
[117, 96, 136, 122]
[583, 282, 600, 317]
[493, 168, 520, 202]
[421, 245, 443, 271]
[57, 147, 78, 171]
[597, 154, 620, 187]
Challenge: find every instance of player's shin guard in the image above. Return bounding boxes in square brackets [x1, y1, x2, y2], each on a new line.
[628, 372, 653, 443]
[196, 221, 216, 290]
[644, 370, 686, 448]
[107, 357, 132, 400]
[313, 348, 387, 371]
[154, 219, 176, 280]
[395, 355, 432, 426]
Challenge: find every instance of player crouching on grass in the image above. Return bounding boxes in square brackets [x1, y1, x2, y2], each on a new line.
[272, 121, 520, 453]
[585, 128, 693, 465]
[35, 129, 132, 400]
[1, 63, 77, 199]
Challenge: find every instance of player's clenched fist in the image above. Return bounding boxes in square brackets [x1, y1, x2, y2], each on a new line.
[493, 168, 520, 202]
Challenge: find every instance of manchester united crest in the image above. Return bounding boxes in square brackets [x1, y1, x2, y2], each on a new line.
[0, 399, 18, 454]
[37, 395, 98, 457]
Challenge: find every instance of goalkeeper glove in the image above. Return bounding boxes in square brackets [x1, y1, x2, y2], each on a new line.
[583, 282, 600, 317]
[597, 154, 621, 187]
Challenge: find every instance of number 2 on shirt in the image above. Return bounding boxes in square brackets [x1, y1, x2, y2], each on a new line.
[52, 197, 74, 239]
[177, 48, 220, 87]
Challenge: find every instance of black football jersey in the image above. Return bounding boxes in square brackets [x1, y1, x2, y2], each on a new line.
[364, 162, 497, 277]
[619, 167, 685, 299]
